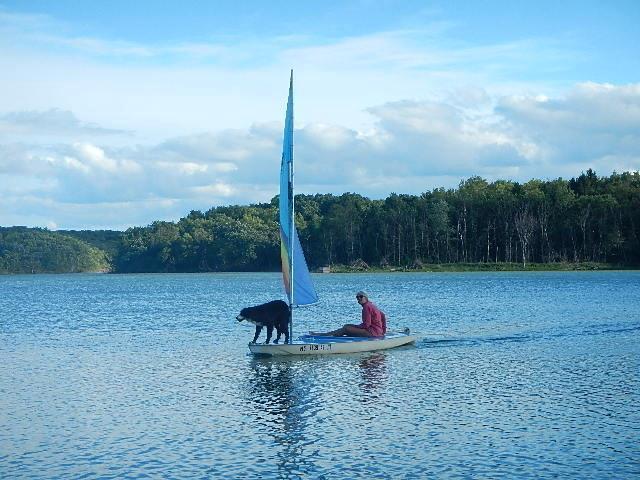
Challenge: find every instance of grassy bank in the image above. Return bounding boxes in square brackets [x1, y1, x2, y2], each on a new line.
[326, 262, 634, 273]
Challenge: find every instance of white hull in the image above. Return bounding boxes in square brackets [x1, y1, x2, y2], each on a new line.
[248, 332, 417, 356]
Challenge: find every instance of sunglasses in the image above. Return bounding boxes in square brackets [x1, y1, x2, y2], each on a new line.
[356, 295, 364, 299]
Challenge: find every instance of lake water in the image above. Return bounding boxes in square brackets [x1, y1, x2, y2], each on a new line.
[1, 271, 639, 479]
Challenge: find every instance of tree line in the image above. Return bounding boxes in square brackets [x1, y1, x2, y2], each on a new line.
[114, 170, 640, 272]
[0, 227, 109, 274]
[1, 170, 638, 274]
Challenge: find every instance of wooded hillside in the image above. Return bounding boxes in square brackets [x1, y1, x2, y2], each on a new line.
[0, 227, 109, 274]
[114, 170, 640, 272]
[2, 170, 638, 274]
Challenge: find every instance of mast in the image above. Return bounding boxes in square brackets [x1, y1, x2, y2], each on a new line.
[280, 69, 317, 342]
[288, 70, 295, 343]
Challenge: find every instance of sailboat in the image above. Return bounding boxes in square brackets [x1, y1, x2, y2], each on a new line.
[248, 71, 417, 356]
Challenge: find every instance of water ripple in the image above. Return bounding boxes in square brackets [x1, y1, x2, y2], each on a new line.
[1, 272, 639, 478]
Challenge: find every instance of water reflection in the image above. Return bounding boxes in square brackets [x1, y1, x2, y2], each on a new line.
[244, 353, 392, 476]
[247, 358, 296, 419]
[246, 358, 316, 478]
[358, 353, 388, 400]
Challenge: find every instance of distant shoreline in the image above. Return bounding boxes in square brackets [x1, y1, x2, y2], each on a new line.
[324, 262, 636, 273]
[2, 261, 638, 275]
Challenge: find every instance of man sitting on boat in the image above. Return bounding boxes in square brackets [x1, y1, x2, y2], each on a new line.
[313, 291, 387, 337]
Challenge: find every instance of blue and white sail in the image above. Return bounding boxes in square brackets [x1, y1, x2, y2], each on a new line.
[279, 71, 318, 307]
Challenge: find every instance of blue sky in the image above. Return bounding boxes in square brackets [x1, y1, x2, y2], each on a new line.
[1, 1, 639, 229]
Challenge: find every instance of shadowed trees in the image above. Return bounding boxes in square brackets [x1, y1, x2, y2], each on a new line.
[0, 227, 109, 273]
[110, 170, 639, 272]
[4, 170, 637, 274]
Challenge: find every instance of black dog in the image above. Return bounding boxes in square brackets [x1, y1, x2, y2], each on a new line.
[236, 300, 290, 344]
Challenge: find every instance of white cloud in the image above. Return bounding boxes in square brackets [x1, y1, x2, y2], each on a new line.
[191, 182, 235, 197]
[211, 162, 238, 173]
[0, 108, 127, 135]
[62, 143, 142, 175]
[74, 143, 118, 172]
[0, 5, 638, 228]
[157, 161, 208, 175]
[497, 83, 640, 167]
[3, 82, 639, 229]
[302, 123, 356, 149]
[62, 155, 90, 173]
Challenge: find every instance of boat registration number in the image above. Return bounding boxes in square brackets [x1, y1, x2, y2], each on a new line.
[299, 344, 332, 352]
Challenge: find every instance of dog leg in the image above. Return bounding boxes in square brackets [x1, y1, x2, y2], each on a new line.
[273, 325, 286, 343]
[251, 325, 262, 344]
[265, 325, 274, 344]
